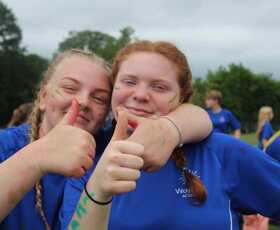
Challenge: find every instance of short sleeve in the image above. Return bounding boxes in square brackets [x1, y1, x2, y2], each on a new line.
[261, 122, 274, 140]
[266, 132, 280, 162]
[0, 130, 8, 161]
[222, 137, 280, 219]
[227, 111, 241, 131]
[59, 170, 92, 230]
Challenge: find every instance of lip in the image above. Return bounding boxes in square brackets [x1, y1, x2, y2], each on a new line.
[77, 113, 90, 122]
[125, 106, 153, 117]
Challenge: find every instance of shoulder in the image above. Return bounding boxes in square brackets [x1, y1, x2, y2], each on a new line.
[185, 132, 257, 163]
[263, 121, 272, 128]
[221, 108, 233, 116]
[184, 132, 232, 158]
[206, 108, 212, 113]
[266, 131, 280, 161]
[0, 124, 30, 161]
[188, 132, 237, 148]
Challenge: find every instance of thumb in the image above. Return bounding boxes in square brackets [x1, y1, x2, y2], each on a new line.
[125, 111, 144, 130]
[60, 98, 79, 125]
[112, 109, 129, 141]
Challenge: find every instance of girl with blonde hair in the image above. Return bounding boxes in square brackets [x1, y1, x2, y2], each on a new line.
[256, 106, 274, 150]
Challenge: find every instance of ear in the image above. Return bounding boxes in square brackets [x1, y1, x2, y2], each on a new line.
[39, 87, 47, 112]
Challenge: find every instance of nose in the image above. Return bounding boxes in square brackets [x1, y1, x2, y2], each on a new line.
[76, 92, 90, 110]
[132, 84, 150, 103]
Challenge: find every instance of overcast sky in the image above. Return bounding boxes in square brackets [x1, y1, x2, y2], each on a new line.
[4, 0, 280, 79]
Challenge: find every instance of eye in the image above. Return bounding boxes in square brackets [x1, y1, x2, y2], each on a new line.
[151, 84, 168, 92]
[122, 79, 137, 86]
[62, 85, 77, 93]
[92, 96, 108, 105]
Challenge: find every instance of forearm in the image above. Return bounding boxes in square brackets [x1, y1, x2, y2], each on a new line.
[166, 103, 212, 143]
[69, 182, 111, 230]
[234, 129, 241, 139]
[0, 141, 44, 221]
[262, 139, 269, 149]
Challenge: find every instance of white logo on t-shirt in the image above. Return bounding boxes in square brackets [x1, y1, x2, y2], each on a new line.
[175, 169, 200, 199]
[219, 116, 226, 123]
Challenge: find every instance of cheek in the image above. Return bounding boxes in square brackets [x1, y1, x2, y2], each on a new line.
[168, 91, 180, 108]
[90, 106, 109, 132]
[45, 91, 73, 116]
[153, 92, 180, 115]
[96, 107, 108, 121]
[111, 86, 129, 111]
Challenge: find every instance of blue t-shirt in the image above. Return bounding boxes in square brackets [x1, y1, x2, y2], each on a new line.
[59, 128, 280, 230]
[266, 131, 280, 162]
[0, 124, 66, 230]
[258, 121, 274, 150]
[207, 108, 241, 134]
[0, 124, 109, 230]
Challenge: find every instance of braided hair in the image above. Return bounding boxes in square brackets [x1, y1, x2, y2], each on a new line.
[112, 41, 207, 204]
[28, 49, 111, 229]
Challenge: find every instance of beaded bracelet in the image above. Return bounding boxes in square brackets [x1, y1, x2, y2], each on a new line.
[84, 183, 113, 205]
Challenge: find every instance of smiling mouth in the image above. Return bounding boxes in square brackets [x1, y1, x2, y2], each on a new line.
[126, 107, 153, 117]
[77, 114, 90, 122]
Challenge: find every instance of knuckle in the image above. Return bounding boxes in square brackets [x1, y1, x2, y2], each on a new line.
[138, 158, 145, 168]
[108, 153, 120, 164]
[105, 182, 115, 193]
[106, 165, 116, 177]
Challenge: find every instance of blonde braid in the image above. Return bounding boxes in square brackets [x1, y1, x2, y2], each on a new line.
[27, 49, 111, 230]
[35, 182, 51, 230]
[28, 96, 51, 230]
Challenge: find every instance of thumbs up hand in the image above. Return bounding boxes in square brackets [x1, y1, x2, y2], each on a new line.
[86, 108, 144, 203]
[59, 97, 80, 126]
[36, 99, 96, 178]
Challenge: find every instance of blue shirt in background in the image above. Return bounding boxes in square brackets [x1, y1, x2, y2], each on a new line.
[59, 126, 280, 230]
[207, 108, 241, 134]
[258, 121, 274, 150]
[266, 131, 280, 162]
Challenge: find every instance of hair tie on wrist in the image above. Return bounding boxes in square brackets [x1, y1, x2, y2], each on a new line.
[161, 116, 183, 147]
[84, 183, 113, 205]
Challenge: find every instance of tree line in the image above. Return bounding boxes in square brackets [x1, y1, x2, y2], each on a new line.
[0, 0, 279, 132]
[192, 64, 280, 132]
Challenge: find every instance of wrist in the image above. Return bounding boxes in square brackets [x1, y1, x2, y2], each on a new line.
[159, 116, 182, 148]
[22, 140, 47, 177]
[84, 182, 113, 205]
[32, 138, 50, 175]
[87, 175, 113, 203]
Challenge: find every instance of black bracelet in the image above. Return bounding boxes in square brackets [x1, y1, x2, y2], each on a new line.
[84, 183, 113, 205]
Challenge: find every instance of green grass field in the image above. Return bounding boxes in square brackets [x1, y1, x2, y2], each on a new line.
[240, 133, 279, 230]
[240, 133, 258, 146]
[270, 225, 280, 230]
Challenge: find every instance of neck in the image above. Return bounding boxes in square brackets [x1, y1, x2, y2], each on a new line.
[212, 105, 221, 113]
[39, 120, 49, 138]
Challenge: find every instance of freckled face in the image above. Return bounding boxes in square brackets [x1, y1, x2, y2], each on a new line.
[39, 55, 111, 134]
[111, 52, 181, 118]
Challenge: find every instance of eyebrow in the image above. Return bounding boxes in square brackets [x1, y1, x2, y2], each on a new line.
[119, 74, 138, 79]
[119, 74, 171, 84]
[61, 77, 80, 84]
[61, 77, 110, 94]
[94, 89, 111, 94]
